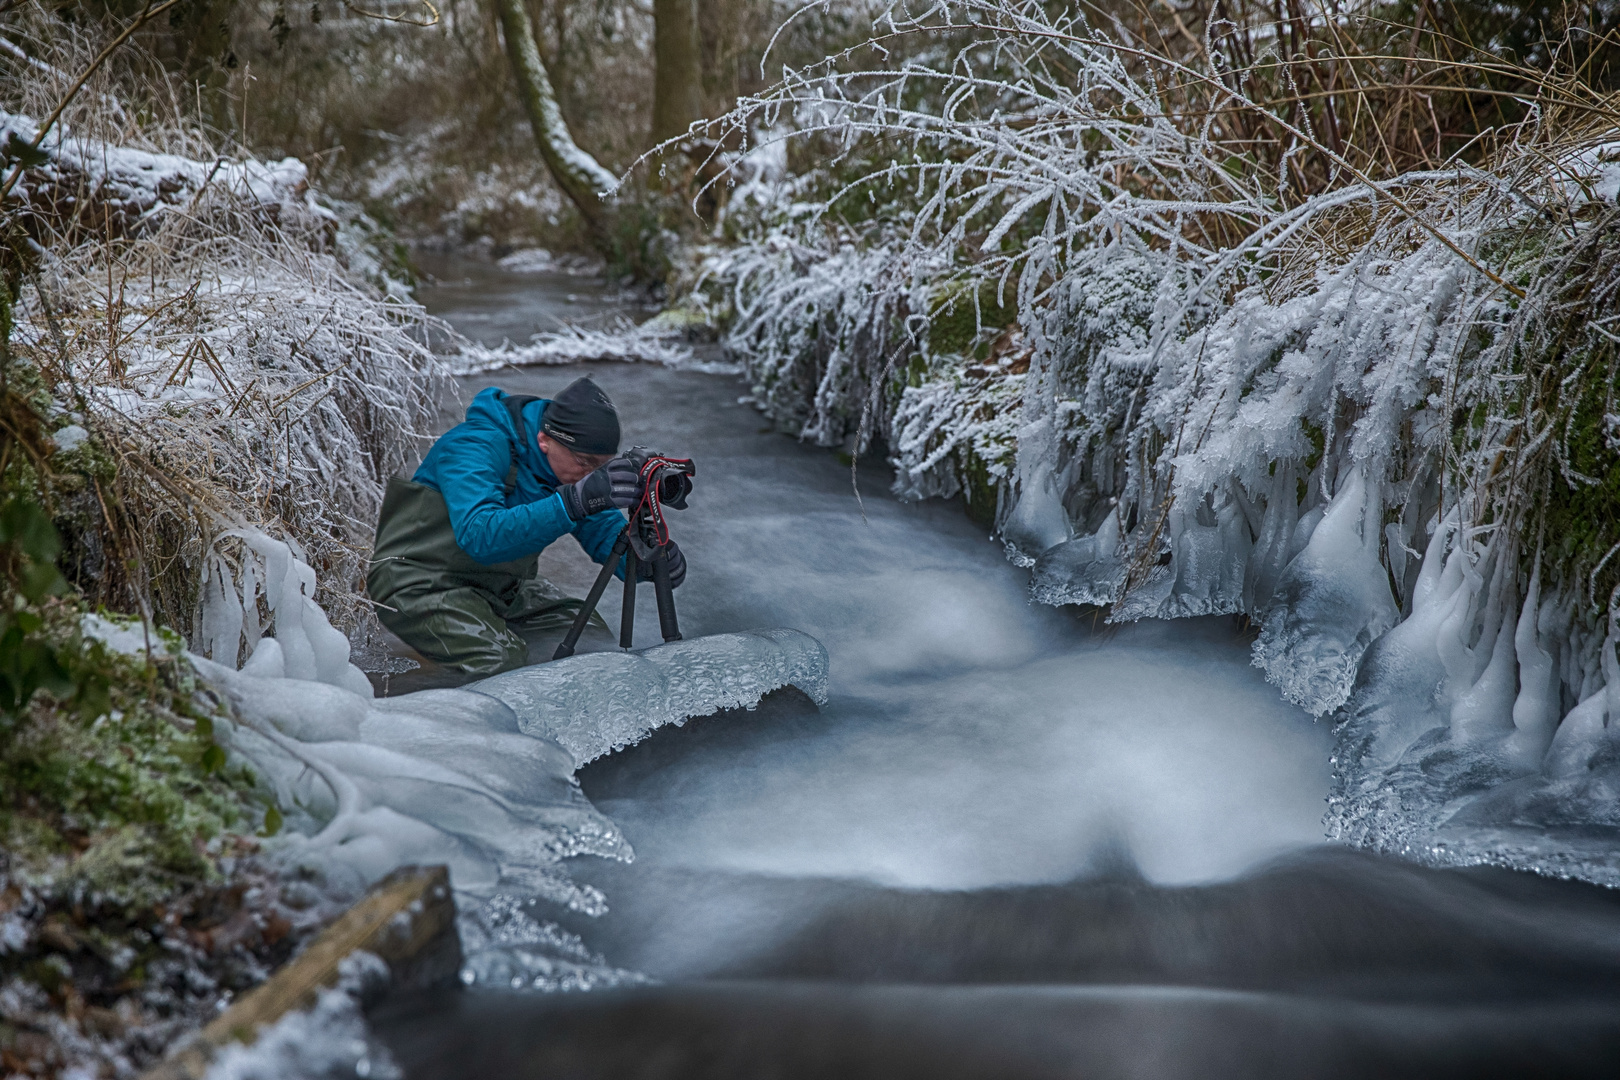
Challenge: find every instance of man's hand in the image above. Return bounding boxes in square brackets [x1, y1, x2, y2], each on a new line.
[637, 541, 686, 588]
[560, 456, 642, 520]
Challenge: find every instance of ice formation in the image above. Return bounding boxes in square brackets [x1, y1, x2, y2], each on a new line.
[702, 0, 1620, 885]
[471, 628, 828, 764]
[1251, 471, 1400, 716]
[450, 321, 698, 375]
[190, 529, 828, 984]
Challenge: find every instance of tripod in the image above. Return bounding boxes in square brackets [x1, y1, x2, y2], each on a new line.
[553, 510, 681, 660]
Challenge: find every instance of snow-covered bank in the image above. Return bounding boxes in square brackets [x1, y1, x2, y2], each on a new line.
[187, 530, 827, 987]
[4, 104, 443, 640]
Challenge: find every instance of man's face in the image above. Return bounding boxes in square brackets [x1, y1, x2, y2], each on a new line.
[538, 432, 611, 484]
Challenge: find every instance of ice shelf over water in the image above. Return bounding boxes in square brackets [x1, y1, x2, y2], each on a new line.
[471, 628, 829, 764]
[170, 530, 828, 987]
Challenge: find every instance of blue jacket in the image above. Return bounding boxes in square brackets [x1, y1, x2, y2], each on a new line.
[413, 387, 624, 567]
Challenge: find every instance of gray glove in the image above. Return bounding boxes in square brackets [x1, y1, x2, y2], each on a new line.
[560, 456, 641, 520]
[637, 541, 686, 588]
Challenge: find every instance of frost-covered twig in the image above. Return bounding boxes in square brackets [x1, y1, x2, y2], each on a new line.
[448, 320, 704, 374]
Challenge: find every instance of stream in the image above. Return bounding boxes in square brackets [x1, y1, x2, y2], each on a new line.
[372, 260, 1620, 1079]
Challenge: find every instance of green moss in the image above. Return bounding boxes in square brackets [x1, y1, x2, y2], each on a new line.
[0, 296, 258, 912]
[1540, 363, 1620, 599]
[0, 608, 254, 909]
[927, 281, 1018, 358]
[954, 444, 1002, 529]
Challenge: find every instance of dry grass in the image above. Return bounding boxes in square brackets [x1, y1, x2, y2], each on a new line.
[2, 7, 447, 641]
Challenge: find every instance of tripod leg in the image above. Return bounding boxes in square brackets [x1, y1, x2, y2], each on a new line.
[652, 546, 682, 643]
[621, 547, 638, 650]
[553, 528, 630, 661]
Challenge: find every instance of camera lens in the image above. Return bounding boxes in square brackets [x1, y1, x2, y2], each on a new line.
[656, 469, 692, 509]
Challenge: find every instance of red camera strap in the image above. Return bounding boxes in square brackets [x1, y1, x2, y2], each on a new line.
[635, 456, 694, 546]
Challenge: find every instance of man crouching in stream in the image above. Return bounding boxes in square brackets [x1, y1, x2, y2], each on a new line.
[366, 376, 686, 676]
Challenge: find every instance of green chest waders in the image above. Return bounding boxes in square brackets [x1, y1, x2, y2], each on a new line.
[365, 396, 598, 676]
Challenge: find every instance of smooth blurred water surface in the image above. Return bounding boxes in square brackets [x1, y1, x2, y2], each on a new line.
[412, 250, 646, 346]
[450, 357, 1332, 891]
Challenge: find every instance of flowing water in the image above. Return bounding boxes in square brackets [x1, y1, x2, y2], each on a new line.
[372, 262, 1620, 1079]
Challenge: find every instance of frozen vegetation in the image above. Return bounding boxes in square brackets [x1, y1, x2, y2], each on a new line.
[691, 0, 1620, 884]
[2, 96, 444, 638]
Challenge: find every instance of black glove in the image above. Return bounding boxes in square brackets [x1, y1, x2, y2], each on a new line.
[637, 541, 685, 588]
[560, 456, 642, 520]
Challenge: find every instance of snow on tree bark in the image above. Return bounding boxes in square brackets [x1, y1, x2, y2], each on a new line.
[491, 0, 620, 243]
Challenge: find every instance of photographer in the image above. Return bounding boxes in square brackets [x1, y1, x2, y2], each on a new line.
[367, 377, 685, 676]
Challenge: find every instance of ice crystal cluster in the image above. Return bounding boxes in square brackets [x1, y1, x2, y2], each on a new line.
[701, 0, 1620, 882]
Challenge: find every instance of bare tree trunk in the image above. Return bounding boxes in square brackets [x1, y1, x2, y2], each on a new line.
[652, 0, 704, 144]
[492, 0, 618, 242]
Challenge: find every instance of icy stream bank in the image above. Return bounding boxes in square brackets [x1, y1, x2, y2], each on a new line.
[726, 231, 1620, 887]
[173, 529, 828, 990]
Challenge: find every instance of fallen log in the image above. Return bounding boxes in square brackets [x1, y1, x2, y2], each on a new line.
[140, 864, 460, 1080]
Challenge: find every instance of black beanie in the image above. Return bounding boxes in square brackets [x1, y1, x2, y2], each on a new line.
[541, 377, 620, 455]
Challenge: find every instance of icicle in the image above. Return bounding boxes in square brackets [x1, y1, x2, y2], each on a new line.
[1544, 687, 1606, 778]
[1434, 543, 1481, 693]
[221, 528, 374, 698]
[200, 553, 244, 667]
[1285, 502, 1324, 563]
[1409, 510, 1458, 616]
[1163, 486, 1249, 616]
[1506, 563, 1559, 771]
[1028, 503, 1125, 607]
[241, 555, 262, 653]
[1244, 462, 1298, 614]
[1252, 469, 1400, 716]
[1002, 416, 1073, 559]
[1449, 605, 1517, 745]
[1539, 599, 1620, 777]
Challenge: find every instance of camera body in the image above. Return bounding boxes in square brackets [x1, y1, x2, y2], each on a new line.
[623, 446, 695, 510]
